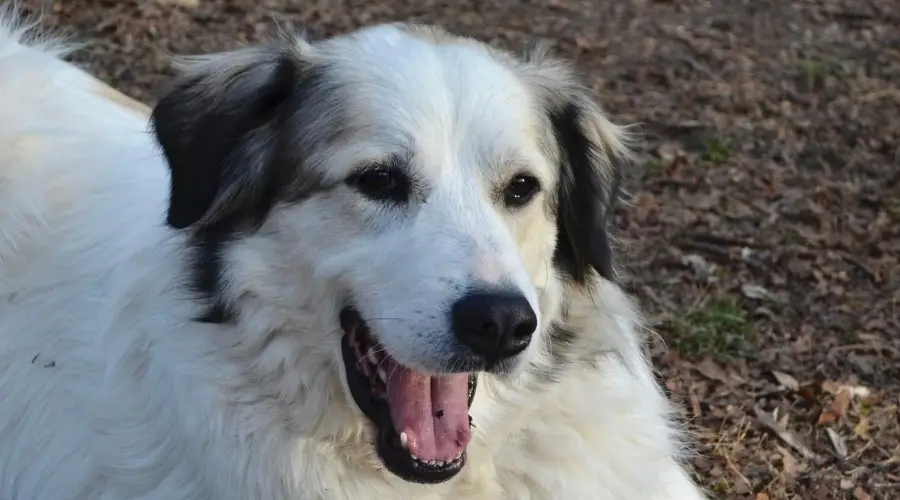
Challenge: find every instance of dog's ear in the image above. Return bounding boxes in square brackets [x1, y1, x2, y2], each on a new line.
[151, 44, 306, 231]
[520, 45, 632, 286]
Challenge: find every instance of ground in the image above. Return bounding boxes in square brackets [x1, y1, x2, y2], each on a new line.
[20, 0, 900, 498]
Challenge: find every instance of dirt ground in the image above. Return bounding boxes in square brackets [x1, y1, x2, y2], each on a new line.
[20, 0, 900, 498]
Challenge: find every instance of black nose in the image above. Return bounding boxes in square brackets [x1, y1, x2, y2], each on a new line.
[451, 292, 538, 363]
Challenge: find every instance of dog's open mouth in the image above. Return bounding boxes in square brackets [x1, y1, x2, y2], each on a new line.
[339, 307, 477, 484]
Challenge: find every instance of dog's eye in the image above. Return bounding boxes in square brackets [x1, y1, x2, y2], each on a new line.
[347, 165, 410, 204]
[503, 174, 540, 208]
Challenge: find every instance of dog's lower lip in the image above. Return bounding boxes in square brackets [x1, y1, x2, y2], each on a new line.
[339, 306, 477, 484]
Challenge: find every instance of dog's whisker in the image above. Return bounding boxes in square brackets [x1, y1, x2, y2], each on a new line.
[374, 354, 390, 373]
[385, 363, 402, 396]
[538, 257, 552, 302]
[358, 317, 404, 324]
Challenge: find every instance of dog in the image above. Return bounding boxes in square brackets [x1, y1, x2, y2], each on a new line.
[0, 5, 706, 499]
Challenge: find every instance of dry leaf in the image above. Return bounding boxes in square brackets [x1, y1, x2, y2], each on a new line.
[796, 384, 820, 405]
[862, 390, 885, 407]
[682, 254, 713, 278]
[695, 357, 730, 384]
[777, 445, 800, 481]
[818, 389, 852, 425]
[813, 485, 831, 500]
[821, 380, 841, 395]
[689, 387, 702, 418]
[657, 141, 684, 163]
[853, 419, 871, 439]
[822, 380, 871, 398]
[742, 283, 775, 301]
[157, 0, 200, 6]
[826, 427, 849, 460]
[573, 35, 594, 51]
[846, 385, 871, 398]
[777, 408, 791, 430]
[853, 486, 872, 500]
[772, 370, 800, 391]
[756, 493, 770, 500]
[753, 406, 819, 461]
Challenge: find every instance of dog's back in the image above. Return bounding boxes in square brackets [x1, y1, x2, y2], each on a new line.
[0, 5, 156, 278]
[0, 7, 182, 498]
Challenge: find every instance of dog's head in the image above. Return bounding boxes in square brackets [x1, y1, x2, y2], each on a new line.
[151, 24, 630, 485]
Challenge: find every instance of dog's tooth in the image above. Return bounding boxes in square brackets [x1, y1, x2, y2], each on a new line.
[366, 350, 379, 365]
[399, 432, 408, 450]
[377, 367, 387, 382]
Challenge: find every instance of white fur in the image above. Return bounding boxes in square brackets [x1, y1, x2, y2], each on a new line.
[0, 8, 706, 500]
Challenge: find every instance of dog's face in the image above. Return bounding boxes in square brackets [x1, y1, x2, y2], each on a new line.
[151, 24, 629, 485]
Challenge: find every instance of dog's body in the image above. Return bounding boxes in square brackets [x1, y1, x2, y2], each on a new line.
[0, 7, 705, 500]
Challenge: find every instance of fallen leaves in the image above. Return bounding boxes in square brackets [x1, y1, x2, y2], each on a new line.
[776, 445, 802, 481]
[753, 406, 819, 461]
[741, 283, 776, 302]
[853, 486, 872, 500]
[771, 370, 800, 392]
[852, 418, 871, 439]
[816, 380, 881, 430]
[681, 253, 715, 280]
[825, 427, 848, 459]
[747, 374, 895, 491]
[695, 357, 730, 384]
[689, 385, 702, 418]
[817, 389, 852, 425]
[822, 380, 872, 399]
[685, 354, 894, 497]
[156, 0, 200, 6]
[694, 357, 745, 386]
[686, 356, 894, 493]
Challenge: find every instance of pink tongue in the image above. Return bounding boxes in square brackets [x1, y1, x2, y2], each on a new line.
[384, 360, 472, 462]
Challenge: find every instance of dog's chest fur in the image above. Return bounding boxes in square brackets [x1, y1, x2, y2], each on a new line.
[175, 352, 690, 500]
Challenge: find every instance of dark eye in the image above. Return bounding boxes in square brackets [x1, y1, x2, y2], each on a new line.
[503, 174, 540, 208]
[346, 164, 410, 204]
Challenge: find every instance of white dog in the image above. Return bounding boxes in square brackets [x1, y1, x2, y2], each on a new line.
[0, 5, 706, 499]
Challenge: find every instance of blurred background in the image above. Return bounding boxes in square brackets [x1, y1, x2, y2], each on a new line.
[23, 0, 899, 498]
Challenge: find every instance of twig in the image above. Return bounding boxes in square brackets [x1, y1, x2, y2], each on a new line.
[840, 252, 879, 282]
[676, 240, 732, 261]
[682, 231, 765, 249]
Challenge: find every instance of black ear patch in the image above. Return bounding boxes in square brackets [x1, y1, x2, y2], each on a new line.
[151, 50, 299, 231]
[550, 102, 623, 286]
